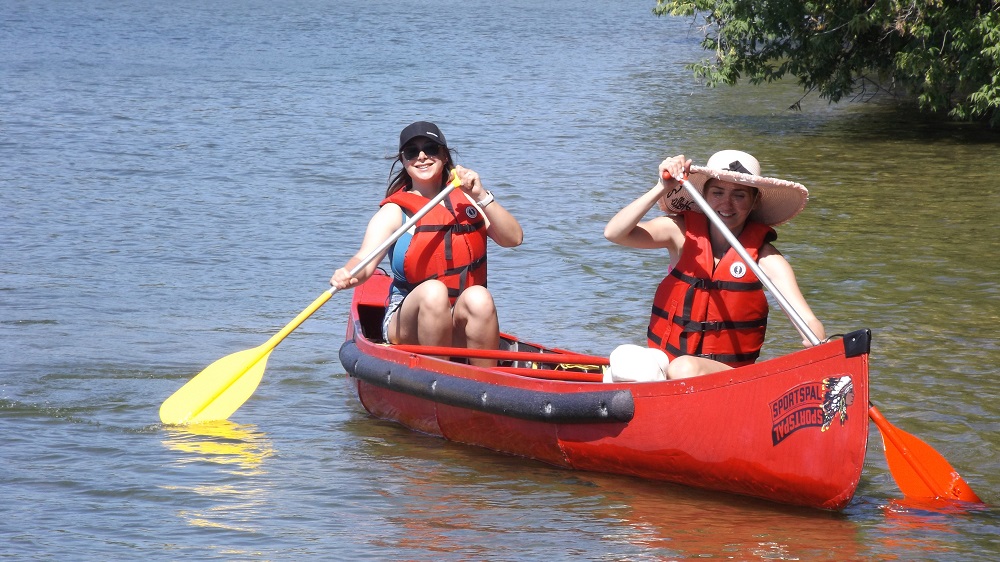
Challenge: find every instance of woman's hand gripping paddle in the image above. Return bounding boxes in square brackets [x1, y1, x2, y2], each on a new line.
[671, 172, 981, 503]
[159, 172, 462, 425]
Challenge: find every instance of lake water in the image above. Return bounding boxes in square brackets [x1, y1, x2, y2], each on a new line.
[3, 0, 999, 560]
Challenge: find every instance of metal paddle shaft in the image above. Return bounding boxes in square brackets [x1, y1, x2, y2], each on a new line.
[159, 173, 460, 424]
[678, 178, 821, 345]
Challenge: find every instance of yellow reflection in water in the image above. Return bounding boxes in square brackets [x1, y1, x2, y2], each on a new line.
[162, 420, 274, 533]
[163, 420, 274, 473]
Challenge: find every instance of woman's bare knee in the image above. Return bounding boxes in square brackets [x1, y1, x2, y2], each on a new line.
[391, 281, 453, 345]
[454, 286, 496, 319]
[414, 280, 451, 311]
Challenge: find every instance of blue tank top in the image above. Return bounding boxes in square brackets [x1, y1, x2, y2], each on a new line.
[387, 209, 412, 297]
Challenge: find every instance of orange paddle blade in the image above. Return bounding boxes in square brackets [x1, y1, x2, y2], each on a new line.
[868, 405, 981, 503]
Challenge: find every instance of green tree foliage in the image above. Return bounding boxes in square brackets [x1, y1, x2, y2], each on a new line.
[656, 1, 1000, 126]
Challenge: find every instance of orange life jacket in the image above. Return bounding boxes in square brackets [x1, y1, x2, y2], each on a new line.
[647, 211, 775, 367]
[382, 189, 488, 304]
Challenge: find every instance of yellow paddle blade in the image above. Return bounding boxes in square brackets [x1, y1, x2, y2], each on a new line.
[159, 344, 271, 425]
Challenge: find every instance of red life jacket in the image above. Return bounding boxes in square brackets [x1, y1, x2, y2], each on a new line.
[382, 189, 488, 304]
[647, 211, 775, 367]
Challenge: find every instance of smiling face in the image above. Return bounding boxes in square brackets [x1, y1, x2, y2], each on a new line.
[401, 138, 448, 185]
[703, 180, 759, 230]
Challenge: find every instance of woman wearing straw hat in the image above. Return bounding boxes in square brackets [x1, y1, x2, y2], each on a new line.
[604, 150, 825, 380]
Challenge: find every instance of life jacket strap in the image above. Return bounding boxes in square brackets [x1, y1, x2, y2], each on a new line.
[669, 268, 763, 292]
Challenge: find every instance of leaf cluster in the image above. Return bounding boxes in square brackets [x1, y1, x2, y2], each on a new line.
[655, 1, 1000, 125]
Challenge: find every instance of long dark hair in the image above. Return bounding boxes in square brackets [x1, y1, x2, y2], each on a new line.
[385, 146, 456, 198]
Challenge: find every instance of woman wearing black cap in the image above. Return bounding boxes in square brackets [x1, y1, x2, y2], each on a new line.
[331, 121, 522, 367]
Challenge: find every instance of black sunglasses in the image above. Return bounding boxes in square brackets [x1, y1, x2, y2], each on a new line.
[401, 142, 443, 161]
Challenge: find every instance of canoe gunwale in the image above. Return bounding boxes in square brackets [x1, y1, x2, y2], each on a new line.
[340, 337, 635, 423]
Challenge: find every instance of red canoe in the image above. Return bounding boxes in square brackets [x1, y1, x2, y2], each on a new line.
[339, 272, 871, 510]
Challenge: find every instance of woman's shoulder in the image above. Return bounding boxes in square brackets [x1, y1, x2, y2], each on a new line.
[371, 201, 405, 226]
[647, 214, 685, 250]
[650, 213, 684, 228]
[759, 242, 782, 258]
[758, 245, 794, 278]
[652, 213, 685, 233]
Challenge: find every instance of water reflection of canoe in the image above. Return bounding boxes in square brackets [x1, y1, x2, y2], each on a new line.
[339, 272, 871, 510]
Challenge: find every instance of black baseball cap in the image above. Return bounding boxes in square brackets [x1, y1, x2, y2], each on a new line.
[399, 121, 447, 151]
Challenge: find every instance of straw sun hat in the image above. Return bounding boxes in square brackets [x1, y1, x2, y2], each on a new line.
[660, 150, 809, 226]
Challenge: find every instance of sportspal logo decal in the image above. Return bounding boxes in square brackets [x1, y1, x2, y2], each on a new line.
[769, 376, 854, 446]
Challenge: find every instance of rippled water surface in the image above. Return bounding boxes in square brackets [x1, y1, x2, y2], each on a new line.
[3, 1, 999, 560]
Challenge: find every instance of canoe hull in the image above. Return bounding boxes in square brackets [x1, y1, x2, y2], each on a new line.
[341, 274, 870, 510]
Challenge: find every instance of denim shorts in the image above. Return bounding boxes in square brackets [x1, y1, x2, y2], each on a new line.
[381, 291, 406, 343]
